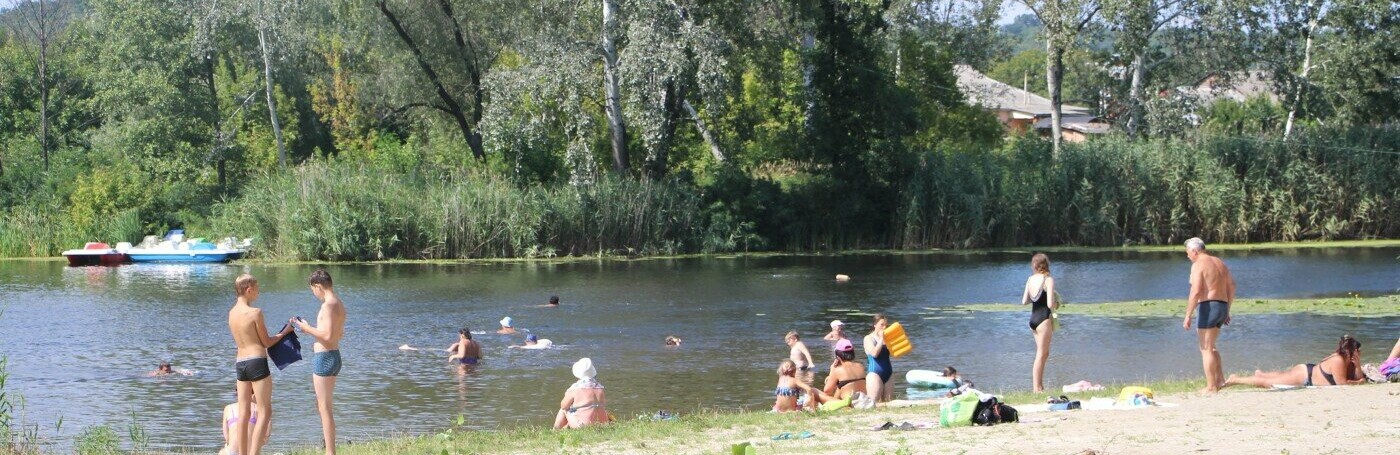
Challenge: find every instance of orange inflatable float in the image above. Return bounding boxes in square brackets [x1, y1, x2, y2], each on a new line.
[883, 322, 912, 358]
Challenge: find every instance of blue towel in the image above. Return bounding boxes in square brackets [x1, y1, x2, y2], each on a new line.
[268, 325, 302, 370]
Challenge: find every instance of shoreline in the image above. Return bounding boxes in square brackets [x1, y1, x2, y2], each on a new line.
[944, 294, 1400, 318]
[288, 380, 1400, 454]
[5, 238, 1397, 266]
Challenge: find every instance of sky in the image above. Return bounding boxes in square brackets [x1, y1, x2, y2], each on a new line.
[1000, 2, 1033, 24]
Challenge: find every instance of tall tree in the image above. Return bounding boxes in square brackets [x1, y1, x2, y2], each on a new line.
[1105, 0, 1194, 137]
[253, 0, 290, 167]
[1022, 0, 1101, 156]
[373, 0, 497, 160]
[601, 0, 628, 173]
[2, 0, 74, 170]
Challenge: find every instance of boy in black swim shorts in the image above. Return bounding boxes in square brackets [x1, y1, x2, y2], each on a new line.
[228, 274, 292, 455]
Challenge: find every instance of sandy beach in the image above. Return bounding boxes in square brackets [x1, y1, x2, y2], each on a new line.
[546, 383, 1400, 455]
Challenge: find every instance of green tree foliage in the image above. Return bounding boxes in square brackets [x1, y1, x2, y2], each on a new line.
[0, 0, 1395, 259]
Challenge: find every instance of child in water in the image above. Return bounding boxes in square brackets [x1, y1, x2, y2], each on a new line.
[773, 359, 809, 412]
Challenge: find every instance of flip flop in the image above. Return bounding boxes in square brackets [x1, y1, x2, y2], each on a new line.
[795, 431, 814, 439]
[872, 421, 896, 431]
[772, 432, 793, 440]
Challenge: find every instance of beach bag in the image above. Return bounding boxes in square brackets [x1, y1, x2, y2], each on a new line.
[972, 397, 1019, 425]
[939, 393, 981, 427]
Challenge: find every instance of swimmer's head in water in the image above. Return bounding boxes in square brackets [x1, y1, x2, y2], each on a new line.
[664, 336, 682, 346]
[459, 328, 472, 339]
[526, 334, 538, 344]
[308, 268, 333, 288]
[234, 274, 258, 297]
[942, 366, 958, 377]
[158, 362, 172, 373]
[549, 295, 559, 305]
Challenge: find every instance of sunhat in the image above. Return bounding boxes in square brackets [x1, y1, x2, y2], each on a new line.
[572, 358, 596, 380]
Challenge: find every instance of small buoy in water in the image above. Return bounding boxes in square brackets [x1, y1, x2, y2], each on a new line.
[835, 274, 850, 282]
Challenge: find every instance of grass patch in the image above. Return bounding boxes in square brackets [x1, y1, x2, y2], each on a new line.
[295, 378, 1210, 455]
[946, 295, 1400, 318]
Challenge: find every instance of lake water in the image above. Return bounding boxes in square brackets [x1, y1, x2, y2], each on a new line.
[0, 247, 1396, 451]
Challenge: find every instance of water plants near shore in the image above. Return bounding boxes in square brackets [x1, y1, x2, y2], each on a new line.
[945, 295, 1400, 318]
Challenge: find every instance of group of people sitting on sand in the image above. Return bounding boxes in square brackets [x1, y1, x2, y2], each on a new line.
[768, 237, 1397, 413]
[771, 313, 903, 412]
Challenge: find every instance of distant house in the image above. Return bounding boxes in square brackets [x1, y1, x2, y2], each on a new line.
[954, 65, 1109, 142]
[1169, 71, 1280, 104]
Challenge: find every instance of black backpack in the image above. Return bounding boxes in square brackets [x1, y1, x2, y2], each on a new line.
[971, 397, 1019, 426]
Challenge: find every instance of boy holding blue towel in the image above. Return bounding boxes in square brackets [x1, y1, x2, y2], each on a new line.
[292, 269, 346, 455]
[228, 274, 293, 455]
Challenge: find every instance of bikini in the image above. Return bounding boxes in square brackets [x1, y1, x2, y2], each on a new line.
[225, 411, 258, 429]
[835, 377, 863, 389]
[774, 387, 800, 397]
[1303, 363, 1339, 386]
[1028, 280, 1051, 331]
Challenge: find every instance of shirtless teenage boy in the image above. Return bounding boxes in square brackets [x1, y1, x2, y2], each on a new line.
[1183, 238, 1236, 392]
[292, 269, 346, 455]
[228, 274, 292, 455]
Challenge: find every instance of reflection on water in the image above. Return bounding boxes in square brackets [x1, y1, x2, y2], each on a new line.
[0, 247, 1396, 451]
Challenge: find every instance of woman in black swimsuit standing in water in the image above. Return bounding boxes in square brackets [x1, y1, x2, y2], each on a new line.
[1223, 335, 1366, 388]
[1021, 253, 1058, 393]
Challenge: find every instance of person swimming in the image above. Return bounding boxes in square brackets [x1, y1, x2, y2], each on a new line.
[548, 295, 560, 306]
[447, 328, 482, 365]
[148, 362, 193, 377]
[511, 334, 554, 350]
[664, 336, 682, 347]
[497, 317, 518, 335]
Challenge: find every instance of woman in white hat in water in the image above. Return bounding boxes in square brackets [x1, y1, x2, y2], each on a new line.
[497, 317, 518, 335]
[554, 358, 608, 429]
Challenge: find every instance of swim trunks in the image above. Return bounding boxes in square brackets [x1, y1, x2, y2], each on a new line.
[1196, 300, 1229, 329]
[235, 357, 271, 382]
[312, 350, 342, 377]
[459, 357, 478, 365]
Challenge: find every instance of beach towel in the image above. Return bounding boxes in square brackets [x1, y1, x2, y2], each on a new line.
[268, 325, 302, 370]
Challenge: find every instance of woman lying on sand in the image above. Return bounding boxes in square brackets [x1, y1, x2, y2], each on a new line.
[1224, 335, 1365, 388]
